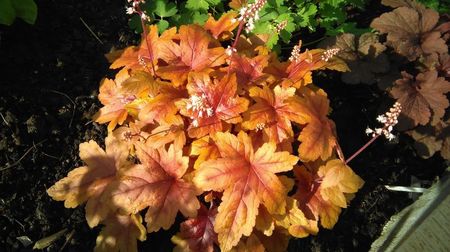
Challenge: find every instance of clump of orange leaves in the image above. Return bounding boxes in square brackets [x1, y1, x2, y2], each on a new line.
[47, 9, 364, 252]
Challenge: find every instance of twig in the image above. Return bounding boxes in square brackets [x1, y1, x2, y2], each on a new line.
[45, 89, 76, 129]
[79, 17, 104, 45]
[0, 111, 15, 135]
[41, 151, 60, 160]
[0, 139, 47, 172]
[0, 112, 9, 126]
[58, 229, 75, 252]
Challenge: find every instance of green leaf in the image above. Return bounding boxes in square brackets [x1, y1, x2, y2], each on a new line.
[268, 0, 284, 8]
[258, 6, 280, 22]
[13, 0, 37, 24]
[186, 0, 208, 11]
[279, 30, 291, 43]
[205, 0, 221, 6]
[157, 19, 169, 33]
[276, 13, 295, 32]
[266, 33, 279, 49]
[295, 3, 317, 29]
[326, 22, 370, 36]
[192, 11, 208, 25]
[320, 0, 346, 8]
[0, 0, 16, 25]
[185, 0, 218, 11]
[319, 3, 346, 27]
[153, 0, 177, 18]
[129, 15, 143, 34]
[252, 21, 272, 34]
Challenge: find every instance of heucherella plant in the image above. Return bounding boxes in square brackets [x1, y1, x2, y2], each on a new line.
[46, 1, 379, 251]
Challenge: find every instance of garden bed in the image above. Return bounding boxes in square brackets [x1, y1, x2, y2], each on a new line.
[0, 0, 447, 251]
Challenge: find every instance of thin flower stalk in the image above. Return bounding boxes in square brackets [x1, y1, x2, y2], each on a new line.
[230, 0, 267, 49]
[346, 102, 402, 164]
[125, 0, 158, 77]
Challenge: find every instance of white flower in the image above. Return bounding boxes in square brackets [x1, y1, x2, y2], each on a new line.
[365, 102, 402, 140]
[192, 119, 199, 127]
[125, 7, 134, 15]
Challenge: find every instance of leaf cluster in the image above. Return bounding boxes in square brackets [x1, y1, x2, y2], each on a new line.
[371, 0, 450, 160]
[231, 0, 372, 49]
[128, 0, 372, 50]
[129, 0, 226, 34]
[319, 32, 391, 85]
[320, 0, 450, 160]
[47, 9, 364, 252]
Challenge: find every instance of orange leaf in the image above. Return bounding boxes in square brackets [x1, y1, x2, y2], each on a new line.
[204, 12, 239, 40]
[110, 25, 172, 75]
[94, 213, 146, 252]
[255, 205, 276, 236]
[318, 159, 364, 208]
[112, 121, 150, 153]
[145, 115, 186, 150]
[137, 25, 162, 68]
[193, 131, 299, 251]
[243, 85, 306, 144]
[171, 204, 218, 252]
[105, 143, 200, 232]
[229, 0, 247, 10]
[293, 165, 340, 229]
[190, 136, 221, 169]
[177, 73, 248, 138]
[293, 160, 363, 229]
[109, 46, 141, 72]
[94, 72, 155, 131]
[282, 197, 319, 238]
[157, 25, 226, 86]
[230, 54, 270, 90]
[139, 83, 187, 124]
[47, 135, 132, 228]
[254, 229, 291, 252]
[283, 49, 349, 88]
[293, 88, 337, 161]
[254, 175, 294, 236]
[230, 233, 265, 252]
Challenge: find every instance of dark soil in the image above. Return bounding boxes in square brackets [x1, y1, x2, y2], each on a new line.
[0, 0, 447, 251]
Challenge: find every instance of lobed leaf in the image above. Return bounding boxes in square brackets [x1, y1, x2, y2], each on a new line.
[157, 25, 226, 86]
[105, 143, 200, 232]
[94, 213, 146, 252]
[390, 70, 450, 128]
[47, 136, 132, 228]
[293, 88, 337, 162]
[172, 204, 218, 252]
[194, 131, 298, 251]
[293, 160, 364, 230]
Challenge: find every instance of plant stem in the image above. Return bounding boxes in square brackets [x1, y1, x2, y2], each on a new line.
[139, 18, 158, 77]
[232, 21, 245, 49]
[345, 134, 380, 164]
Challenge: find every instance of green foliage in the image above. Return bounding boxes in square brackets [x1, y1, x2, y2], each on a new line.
[128, 0, 371, 49]
[416, 0, 450, 13]
[0, 0, 37, 25]
[250, 0, 370, 49]
[129, 0, 223, 34]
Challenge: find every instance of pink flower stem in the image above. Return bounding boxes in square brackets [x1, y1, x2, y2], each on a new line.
[232, 21, 245, 49]
[135, 5, 158, 77]
[345, 134, 381, 164]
